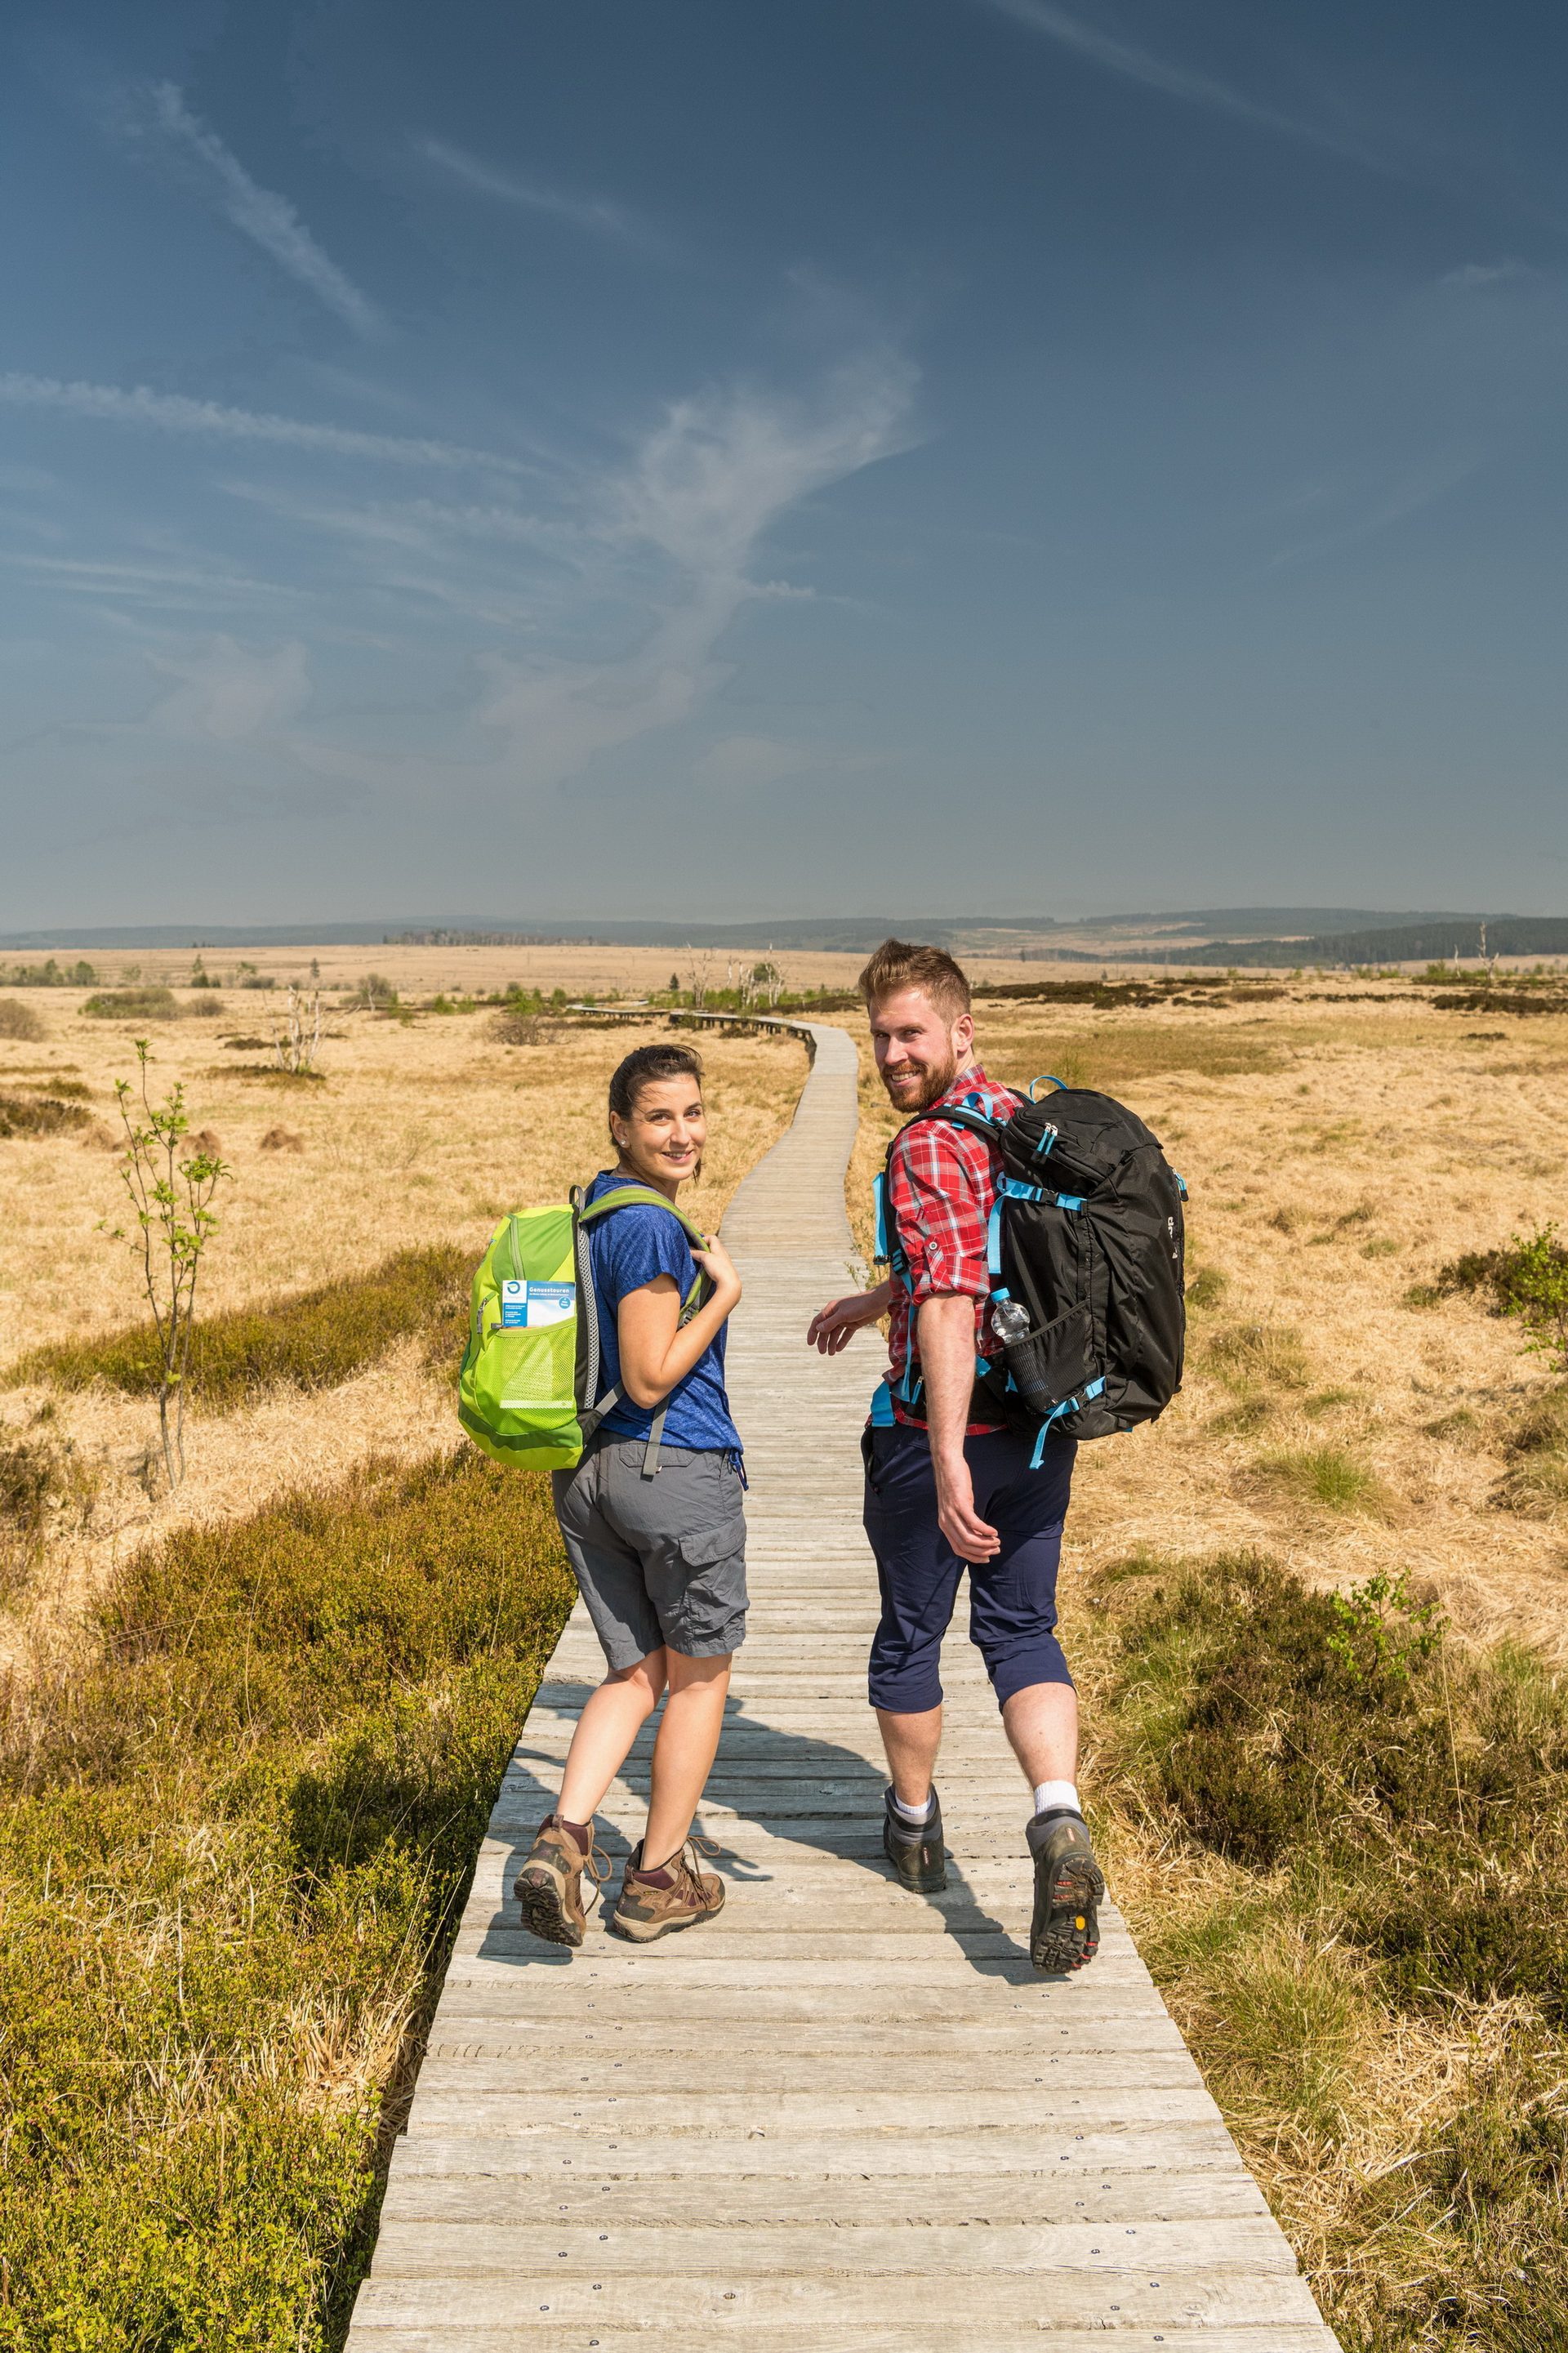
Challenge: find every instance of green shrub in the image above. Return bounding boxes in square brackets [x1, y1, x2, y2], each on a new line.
[1106, 1553, 1568, 2011]
[0, 1093, 91, 1139]
[0, 997, 45, 1041]
[11, 1245, 469, 1407]
[82, 987, 179, 1021]
[0, 1446, 573, 2350]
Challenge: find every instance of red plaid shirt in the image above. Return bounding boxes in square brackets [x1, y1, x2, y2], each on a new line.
[883, 1063, 1019, 1433]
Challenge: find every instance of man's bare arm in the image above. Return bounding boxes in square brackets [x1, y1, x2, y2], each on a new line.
[917, 1292, 1000, 1563]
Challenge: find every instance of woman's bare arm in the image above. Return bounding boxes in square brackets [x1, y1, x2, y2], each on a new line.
[616, 1233, 742, 1407]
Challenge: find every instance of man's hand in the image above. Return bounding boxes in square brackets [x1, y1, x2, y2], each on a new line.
[806, 1280, 893, 1355]
[933, 1450, 1000, 1562]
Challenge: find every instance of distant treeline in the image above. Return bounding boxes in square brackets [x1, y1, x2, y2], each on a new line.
[1096, 917, 1568, 969]
[3, 958, 98, 987]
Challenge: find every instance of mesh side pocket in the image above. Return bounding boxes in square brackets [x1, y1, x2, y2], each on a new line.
[1001, 1304, 1094, 1415]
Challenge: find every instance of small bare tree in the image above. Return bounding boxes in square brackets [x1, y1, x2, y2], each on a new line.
[109, 1042, 230, 1491]
[748, 958, 784, 1009]
[685, 947, 716, 1009]
[270, 983, 322, 1074]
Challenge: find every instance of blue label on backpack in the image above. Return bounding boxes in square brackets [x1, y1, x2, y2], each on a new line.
[499, 1280, 576, 1329]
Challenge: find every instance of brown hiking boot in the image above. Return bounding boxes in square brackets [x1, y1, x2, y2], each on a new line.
[513, 1813, 607, 1950]
[609, 1835, 726, 1943]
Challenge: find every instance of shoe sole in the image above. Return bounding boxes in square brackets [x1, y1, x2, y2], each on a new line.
[608, 1892, 725, 1943]
[514, 1867, 586, 1950]
[1031, 1852, 1104, 1973]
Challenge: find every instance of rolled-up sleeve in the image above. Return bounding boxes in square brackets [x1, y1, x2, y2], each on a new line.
[889, 1130, 990, 1301]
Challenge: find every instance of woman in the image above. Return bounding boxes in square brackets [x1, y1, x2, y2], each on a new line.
[514, 1041, 746, 1947]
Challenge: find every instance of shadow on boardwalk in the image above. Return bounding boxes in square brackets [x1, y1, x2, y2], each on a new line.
[479, 1686, 1039, 1979]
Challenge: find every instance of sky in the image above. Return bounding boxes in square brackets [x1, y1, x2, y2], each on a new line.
[2, 0, 1567, 929]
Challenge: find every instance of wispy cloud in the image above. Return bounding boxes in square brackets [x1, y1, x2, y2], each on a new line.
[1263, 452, 1485, 573]
[149, 635, 311, 738]
[132, 82, 382, 336]
[0, 375, 535, 475]
[0, 550, 299, 605]
[416, 136, 670, 256]
[1441, 259, 1530, 290]
[472, 356, 916, 788]
[268, 353, 917, 803]
[979, 0, 1383, 168]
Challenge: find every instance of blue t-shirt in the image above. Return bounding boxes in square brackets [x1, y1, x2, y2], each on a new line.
[585, 1170, 742, 1455]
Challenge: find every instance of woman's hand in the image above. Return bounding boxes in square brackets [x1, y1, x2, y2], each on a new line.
[691, 1232, 742, 1309]
[806, 1280, 893, 1355]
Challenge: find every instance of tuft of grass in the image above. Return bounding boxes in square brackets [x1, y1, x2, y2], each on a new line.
[0, 1093, 91, 1140]
[1205, 1320, 1310, 1394]
[11, 1244, 469, 1408]
[0, 1445, 573, 2350]
[1255, 1444, 1385, 1514]
[0, 997, 46, 1042]
[1184, 1264, 1229, 1309]
[82, 987, 179, 1021]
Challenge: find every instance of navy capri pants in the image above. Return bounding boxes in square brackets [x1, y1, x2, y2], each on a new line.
[862, 1421, 1076, 1713]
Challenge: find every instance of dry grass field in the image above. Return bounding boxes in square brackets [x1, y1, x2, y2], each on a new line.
[7, 955, 1567, 2349]
[0, 982, 808, 1642]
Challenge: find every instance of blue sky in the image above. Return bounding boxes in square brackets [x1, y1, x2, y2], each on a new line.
[3, 0, 1566, 927]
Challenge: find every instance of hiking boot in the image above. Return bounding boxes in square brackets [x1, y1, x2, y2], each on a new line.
[609, 1836, 725, 1942]
[1027, 1808, 1104, 1972]
[513, 1813, 606, 1950]
[883, 1785, 947, 1892]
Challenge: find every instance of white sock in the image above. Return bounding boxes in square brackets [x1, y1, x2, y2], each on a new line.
[1032, 1779, 1080, 1819]
[890, 1788, 935, 1825]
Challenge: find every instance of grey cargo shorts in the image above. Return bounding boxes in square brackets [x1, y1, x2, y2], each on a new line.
[551, 1439, 748, 1671]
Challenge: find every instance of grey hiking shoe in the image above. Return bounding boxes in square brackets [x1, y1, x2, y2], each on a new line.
[513, 1813, 607, 1950]
[883, 1786, 947, 1892]
[610, 1836, 726, 1942]
[1027, 1808, 1104, 1972]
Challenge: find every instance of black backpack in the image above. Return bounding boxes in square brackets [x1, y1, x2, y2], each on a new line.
[879, 1078, 1187, 1457]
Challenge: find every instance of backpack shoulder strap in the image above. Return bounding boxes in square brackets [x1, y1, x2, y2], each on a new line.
[578, 1183, 709, 1250]
[576, 1183, 711, 1321]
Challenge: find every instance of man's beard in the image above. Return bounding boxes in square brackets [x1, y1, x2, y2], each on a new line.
[887, 1048, 960, 1113]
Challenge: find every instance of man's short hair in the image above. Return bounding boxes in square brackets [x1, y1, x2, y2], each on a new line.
[857, 937, 972, 1021]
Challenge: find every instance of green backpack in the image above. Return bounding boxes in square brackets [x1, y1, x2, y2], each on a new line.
[457, 1183, 710, 1474]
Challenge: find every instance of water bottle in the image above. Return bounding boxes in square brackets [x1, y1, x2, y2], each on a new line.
[991, 1297, 1031, 1346]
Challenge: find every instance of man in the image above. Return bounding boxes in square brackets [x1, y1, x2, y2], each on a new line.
[806, 938, 1102, 1972]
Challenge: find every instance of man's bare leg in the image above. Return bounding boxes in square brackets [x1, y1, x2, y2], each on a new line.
[875, 1702, 943, 1806]
[1001, 1680, 1079, 1790]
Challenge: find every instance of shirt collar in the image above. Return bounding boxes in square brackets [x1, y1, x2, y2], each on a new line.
[930, 1061, 998, 1112]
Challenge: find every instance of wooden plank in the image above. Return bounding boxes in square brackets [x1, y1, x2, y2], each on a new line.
[347, 2331, 1337, 2353]
[368, 2215, 1297, 2275]
[378, 2169, 1270, 2228]
[351, 2271, 1328, 2328]
[343, 1022, 1339, 2353]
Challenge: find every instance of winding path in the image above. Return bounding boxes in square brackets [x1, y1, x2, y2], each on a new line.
[346, 1023, 1341, 2350]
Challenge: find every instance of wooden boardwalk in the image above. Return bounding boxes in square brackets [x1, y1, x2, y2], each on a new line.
[347, 1023, 1341, 2351]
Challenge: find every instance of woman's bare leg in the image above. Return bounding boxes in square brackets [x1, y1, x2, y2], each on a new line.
[557, 1652, 666, 1825]
[642, 1649, 733, 1866]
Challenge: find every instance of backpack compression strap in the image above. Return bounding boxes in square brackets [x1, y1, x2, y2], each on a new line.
[575, 1184, 713, 1478]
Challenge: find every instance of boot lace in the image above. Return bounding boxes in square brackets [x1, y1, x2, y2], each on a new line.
[671, 1834, 721, 1904]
